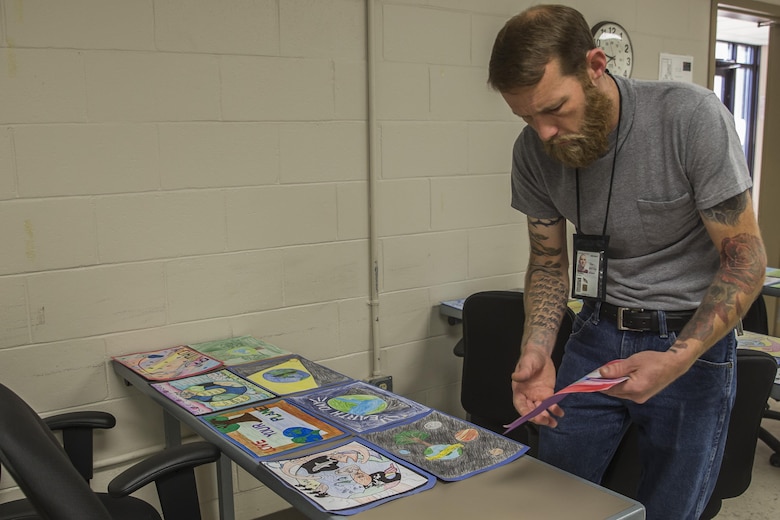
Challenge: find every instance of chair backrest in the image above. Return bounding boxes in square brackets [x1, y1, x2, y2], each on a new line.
[0, 383, 113, 520]
[710, 348, 777, 499]
[742, 295, 769, 334]
[460, 290, 574, 437]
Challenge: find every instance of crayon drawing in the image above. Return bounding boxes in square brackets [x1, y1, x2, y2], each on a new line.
[188, 336, 290, 366]
[201, 399, 346, 459]
[229, 355, 351, 395]
[112, 345, 222, 381]
[361, 410, 528, 481]
[737, 330, 780, 356]
[151, 369, 275, 415]
[289, 380, 429, 433]
[262, 439, 434, 515]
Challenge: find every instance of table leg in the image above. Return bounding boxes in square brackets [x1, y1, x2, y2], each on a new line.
[163, 410, 235, 519]
[162, 410, 182, 447]
[217, 454, 235, 520]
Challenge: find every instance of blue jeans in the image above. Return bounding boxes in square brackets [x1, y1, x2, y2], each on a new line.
[538, 303, 736, 520]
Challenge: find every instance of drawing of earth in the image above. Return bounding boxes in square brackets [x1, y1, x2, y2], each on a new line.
[228, 347, 260, 357]
[423, 443, 463, 461]
[327, 395, 388, 415]
[263, 368, 311, 383]
[283, 426, 323, 444]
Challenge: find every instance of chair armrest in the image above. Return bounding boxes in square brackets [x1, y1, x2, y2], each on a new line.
[43, 411, 116, 431]
[453, 338, 464, 357]
[43, 411, 117, 482]
[108, 442, 221, 497]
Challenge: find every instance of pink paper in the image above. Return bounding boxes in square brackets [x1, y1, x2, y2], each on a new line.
[502, 370, 628, 434]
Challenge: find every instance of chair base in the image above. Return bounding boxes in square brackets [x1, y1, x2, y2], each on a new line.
[758, 422, 780, 467]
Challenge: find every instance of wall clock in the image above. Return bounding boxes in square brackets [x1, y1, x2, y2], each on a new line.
[591, 21, 633, 78]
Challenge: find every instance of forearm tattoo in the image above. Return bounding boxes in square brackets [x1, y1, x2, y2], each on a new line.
[673, 232, 765, 352]
[525, 217, 567, 335]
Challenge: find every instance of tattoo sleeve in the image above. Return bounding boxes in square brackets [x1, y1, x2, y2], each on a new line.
[523, 217, 569, 351]
[673, 231, 766, 353]
[700, 192, 748, 226]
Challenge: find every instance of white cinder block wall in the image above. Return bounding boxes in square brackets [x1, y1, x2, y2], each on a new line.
[0, 0, 716, 517]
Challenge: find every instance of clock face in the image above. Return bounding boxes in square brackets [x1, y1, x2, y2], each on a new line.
[592, 21, 633, 78]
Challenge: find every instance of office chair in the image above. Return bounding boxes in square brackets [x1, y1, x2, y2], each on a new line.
[458, 290, 574, 454]
[600, 348, 778, 519]
[701, 348, 778, 518]
[741, 294, 780, 467]
[40, 410, 117, 484]
[0, 382, 221, 520]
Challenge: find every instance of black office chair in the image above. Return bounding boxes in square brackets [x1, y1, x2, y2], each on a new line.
[600, 348, 778, 519]
[458, 290, 574, 455]
[741, 294, 780, 467]
[40, 410, 117, 484]
[0, 382, 221, 520]
[702, 348, 778, 518]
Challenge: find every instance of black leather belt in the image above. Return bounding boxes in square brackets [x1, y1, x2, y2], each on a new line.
[597, 302, 696, 332]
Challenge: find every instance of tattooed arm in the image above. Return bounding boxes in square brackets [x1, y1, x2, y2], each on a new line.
[511, 215, 570, 426]
[601, 190, 766, 403]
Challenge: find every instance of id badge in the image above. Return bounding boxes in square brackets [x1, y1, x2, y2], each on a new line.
[572, 233, 609, 300]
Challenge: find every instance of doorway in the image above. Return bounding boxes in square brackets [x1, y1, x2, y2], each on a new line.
[711, 0, 780, 334]
[714, 12, 769, 194]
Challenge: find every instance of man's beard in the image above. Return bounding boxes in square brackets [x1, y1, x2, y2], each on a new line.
[543, 80, 614, 169]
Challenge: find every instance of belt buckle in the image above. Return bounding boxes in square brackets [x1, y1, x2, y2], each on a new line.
[617, 307, 645, 331]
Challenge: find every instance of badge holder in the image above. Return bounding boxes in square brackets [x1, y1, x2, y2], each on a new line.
[570, 74, 622, 303]
[572, 234, 609, 301]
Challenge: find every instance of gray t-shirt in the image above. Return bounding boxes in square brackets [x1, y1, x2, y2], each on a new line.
[511, 75, 752, 310]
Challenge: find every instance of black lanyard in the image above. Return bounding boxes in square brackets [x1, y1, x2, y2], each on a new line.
[575, 73, 623, 236]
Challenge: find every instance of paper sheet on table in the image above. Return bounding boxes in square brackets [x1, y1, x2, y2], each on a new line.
[503, 367, 628, 434]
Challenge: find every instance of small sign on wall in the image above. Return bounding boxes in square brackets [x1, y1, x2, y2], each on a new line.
[659, 53, 694, 82]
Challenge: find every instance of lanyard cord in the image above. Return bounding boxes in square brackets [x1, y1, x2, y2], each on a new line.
[576, 73, 623, 236]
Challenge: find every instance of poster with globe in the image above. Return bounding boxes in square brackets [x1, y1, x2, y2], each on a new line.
[288, 381, 430, 433]
[360, 410, 529, 481]
[261, 439, 435, 515]
[200, 399, 347, 459]
[228, 355, 352, 396]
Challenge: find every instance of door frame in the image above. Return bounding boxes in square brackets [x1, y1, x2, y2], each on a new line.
[710, 0, 780, 333]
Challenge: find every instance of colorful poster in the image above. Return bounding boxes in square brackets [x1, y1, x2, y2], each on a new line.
[229, 355, 351, 396]
[738, 330, 780, 358]
[151, 370, 275, 415]
[289, 381, 429, 433]
[112, 345, 223, 381]
[201, 400, 346, 459]
[361, 410, 529, 481]
[261, 439, 435, 515]
[188, 336, 290, 366]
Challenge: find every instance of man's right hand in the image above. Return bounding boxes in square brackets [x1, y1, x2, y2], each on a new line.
[511, 347, 562, 427]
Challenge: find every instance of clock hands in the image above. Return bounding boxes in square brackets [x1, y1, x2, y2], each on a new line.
[591, 21, 632, 77]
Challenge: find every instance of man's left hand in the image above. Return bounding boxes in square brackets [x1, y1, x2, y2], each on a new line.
[597, 350, 691, 403]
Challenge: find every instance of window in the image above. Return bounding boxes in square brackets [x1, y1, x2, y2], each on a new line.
[714, 41, 761, 175]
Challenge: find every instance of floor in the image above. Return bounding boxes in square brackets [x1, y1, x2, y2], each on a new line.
[254, 401, 780, 520]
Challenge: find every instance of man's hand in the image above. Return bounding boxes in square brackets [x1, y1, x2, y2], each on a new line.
[511, 346, 563, 427]
[598, 349, 691, 403]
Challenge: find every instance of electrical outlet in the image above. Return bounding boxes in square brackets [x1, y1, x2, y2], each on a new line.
[368, 375, 393, 392]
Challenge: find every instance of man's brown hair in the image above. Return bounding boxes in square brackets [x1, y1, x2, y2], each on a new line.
[488, 5, 595, 91]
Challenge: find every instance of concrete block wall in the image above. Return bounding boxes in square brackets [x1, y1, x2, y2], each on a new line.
[0, 1, 715, 517]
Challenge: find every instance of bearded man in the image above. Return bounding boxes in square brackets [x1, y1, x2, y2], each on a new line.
[488, 5, 766, 520]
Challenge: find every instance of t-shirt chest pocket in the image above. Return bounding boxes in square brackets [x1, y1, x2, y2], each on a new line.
[636, 192, 699, 247]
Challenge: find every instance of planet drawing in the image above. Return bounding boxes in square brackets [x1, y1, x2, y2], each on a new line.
[327, 394, 388, 415]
